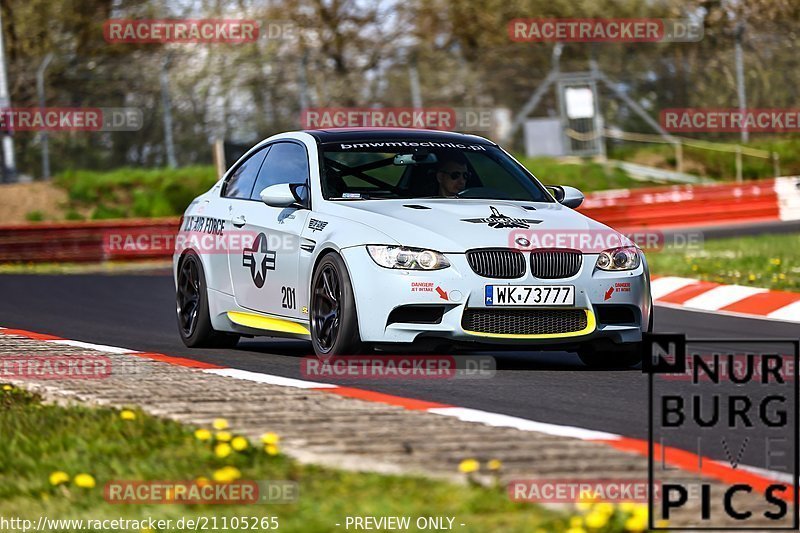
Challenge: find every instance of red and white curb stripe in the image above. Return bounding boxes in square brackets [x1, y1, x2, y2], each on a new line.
[0, 324, 793, 502]
[652, 276, 800, 323]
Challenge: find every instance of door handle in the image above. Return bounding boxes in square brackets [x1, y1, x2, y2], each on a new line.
[231, 215, 246, 227]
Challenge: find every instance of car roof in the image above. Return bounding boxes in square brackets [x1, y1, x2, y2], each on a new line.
[303, 128, 496, 146]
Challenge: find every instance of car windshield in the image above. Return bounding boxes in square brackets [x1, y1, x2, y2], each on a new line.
[320, 141, 554, 202]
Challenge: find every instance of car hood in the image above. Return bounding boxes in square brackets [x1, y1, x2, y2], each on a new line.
[319, 199, 621, 253]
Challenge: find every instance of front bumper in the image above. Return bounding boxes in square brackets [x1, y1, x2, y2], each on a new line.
[341, 246, 651, 347]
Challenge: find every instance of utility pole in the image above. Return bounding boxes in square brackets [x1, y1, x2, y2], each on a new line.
[408, 53, 422, 109]
[160, 53, 177, 168]
[735, 22, 748, 144]
[37, 53, 53, 179]
[298, 52, 309, 112]
[0, 8, 16, 182]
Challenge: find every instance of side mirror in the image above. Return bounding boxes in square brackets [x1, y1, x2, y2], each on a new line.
[548, 185, 584, 209]
[259, 183, 301, 207]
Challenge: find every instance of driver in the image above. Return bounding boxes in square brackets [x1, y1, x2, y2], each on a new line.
[435, 153, 470, 197]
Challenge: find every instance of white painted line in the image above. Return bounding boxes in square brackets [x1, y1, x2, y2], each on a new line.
[203, 368, 338, 389]
[681, 285, 767, 311]
[767, 299, 800, 322]
[650, 276, 699, 300]
[737, 463, 794, 484]
[428, 406, 620, 441]
[48, 339, 139, 354]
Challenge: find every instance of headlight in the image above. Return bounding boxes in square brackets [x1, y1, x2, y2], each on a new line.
[595, 246, 641, 271]
[367, 245, 450, 270]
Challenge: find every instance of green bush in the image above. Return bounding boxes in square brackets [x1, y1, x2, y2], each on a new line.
[54, 166, 218, 220]
[24, 210, 44, 222]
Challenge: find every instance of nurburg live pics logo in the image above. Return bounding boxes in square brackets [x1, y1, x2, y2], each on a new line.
[643, 333, 799, 530]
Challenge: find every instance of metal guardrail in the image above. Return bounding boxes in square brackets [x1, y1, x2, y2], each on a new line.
[0, 218, 180, 262]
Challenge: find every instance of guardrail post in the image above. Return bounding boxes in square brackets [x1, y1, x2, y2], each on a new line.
[674, 141, 683, 174]
[773, 152, 780, 178]
[735, 145, 743, 182]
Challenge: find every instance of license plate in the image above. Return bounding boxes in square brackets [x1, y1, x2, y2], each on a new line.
[485, 285, 575, 306]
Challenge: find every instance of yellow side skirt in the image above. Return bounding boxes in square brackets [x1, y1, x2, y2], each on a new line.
[463, 309, 596, 339]
[227, 311, 311, 336]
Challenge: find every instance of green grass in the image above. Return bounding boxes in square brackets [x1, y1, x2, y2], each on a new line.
[518, 156, 660, 192]
[0, 385, 571, 532]
[608, 136, 800, 181]
[54, 166, 218, 220]
[648, 233, 800, 292]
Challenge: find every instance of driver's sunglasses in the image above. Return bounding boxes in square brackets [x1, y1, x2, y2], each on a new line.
[439, 170, 470, 180]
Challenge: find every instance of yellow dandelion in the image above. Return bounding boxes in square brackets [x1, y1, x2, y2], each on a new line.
[569, 516, 583, 528]
[619, 502, 636, 513]
[593, 502, 615, 516]
[74, 473, 96, 489]
[691, 264, 699, 271]
[231, 436, 249, 451]
[458, 459, 479, 473]
[632, 504, 649, 520]
[487, 459, 502, 471]
[120, 410, 136, 421]
[195, 476, 210, 487]
[49, 471, 70, 486]
[2, 385, 12, 391]
[194, 428, 212, 441]
[260, 432, 280, 445]
[212, 466, 241, 483]
[575, 501, 592, 512]
[264, 444, 280, 456]
[215, 431, 232, 442]
[214, 442, 232, 458]
[779, 273, 787, 279]
[565, 528, 586, 533]
[748, 274, 756, 281]
[771, 258, 781, 265]
[212, 418, 229, 430]
[624, 515, 647, 532]
[584, 510, 610, 529]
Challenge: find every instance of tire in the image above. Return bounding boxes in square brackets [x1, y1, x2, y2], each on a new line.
[577, 340, 642, 369]
[310, 253, 363, 356]
[176, 252, 240, 348]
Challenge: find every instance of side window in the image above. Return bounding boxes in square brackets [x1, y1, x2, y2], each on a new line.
[250, 142, 309, 200]
[223, 147, 269, 199]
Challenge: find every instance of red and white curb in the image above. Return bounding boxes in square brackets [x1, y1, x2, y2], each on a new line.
[0, 324, 793, 502]
[652, 276, 800, 323]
